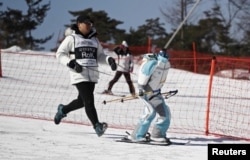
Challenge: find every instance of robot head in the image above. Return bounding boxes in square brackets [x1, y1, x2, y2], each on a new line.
[158, 49, 169, 59]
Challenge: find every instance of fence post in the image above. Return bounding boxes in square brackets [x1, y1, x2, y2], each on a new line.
[147, 37, 151, 53]
[192, 42, 197, 73]
[205, 56, 216, 135]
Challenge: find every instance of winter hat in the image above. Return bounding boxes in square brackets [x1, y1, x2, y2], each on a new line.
[76, 15, 93, 24]
[122, 40, 128, 47]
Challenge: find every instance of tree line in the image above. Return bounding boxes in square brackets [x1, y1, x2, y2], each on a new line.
[0, 0, 250, 56]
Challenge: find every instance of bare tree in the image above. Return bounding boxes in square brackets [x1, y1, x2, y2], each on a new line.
[160, 0, 196, 27]
[212, 0, 250, 42]
[160, 0, 197, 43]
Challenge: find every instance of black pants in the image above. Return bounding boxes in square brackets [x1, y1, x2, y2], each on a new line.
[108, 71, 135, 94]
[62, 82, 99, 126]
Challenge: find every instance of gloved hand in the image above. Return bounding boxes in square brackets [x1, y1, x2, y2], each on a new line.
[129, 66, 133, 73]
[108, 57, 117, 71]
[67, 59, 82, 73]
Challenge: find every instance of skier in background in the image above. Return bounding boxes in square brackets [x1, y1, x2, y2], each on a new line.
[102, 40, 135, 96]
[127, 50, 172, 144]
[54, 15, 117, 137]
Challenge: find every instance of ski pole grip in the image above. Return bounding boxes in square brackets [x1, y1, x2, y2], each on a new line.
[170, 90, 178, 94]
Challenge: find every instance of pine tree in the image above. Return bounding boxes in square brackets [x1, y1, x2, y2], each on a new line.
[0, 0, 53, 50]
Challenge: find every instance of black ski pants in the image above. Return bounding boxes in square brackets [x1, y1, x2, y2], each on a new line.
[62, 82, 99, 126]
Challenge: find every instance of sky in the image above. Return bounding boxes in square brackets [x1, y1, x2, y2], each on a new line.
[1, 0, 211, 51]
[1, 46, 249, 160]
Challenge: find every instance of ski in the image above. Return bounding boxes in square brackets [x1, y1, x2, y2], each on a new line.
[116, 138, 189, 146]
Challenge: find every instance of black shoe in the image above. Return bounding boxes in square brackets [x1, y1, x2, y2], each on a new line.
[94, 122, 108, 137]
[165, 138, 172, 144]
[102, 90, 113, 95]
[54, 104, 67, 125]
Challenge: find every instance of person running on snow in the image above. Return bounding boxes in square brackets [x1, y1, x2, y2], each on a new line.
[102, 40, 135, 96]
[127, 50, 172, 143]
[54, 15, 117, 137]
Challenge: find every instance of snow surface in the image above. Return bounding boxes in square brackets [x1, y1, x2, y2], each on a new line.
[1, 116, 248, 160]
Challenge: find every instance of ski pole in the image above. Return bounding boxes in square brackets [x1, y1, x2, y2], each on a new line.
[102, 89, 178, 104]
[102, 94, 137, 105]
[164, 89, 178, 99]
[102, 90, 157, 104]
[120, 90, 178, 103]
[85, 66, 114, 76]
